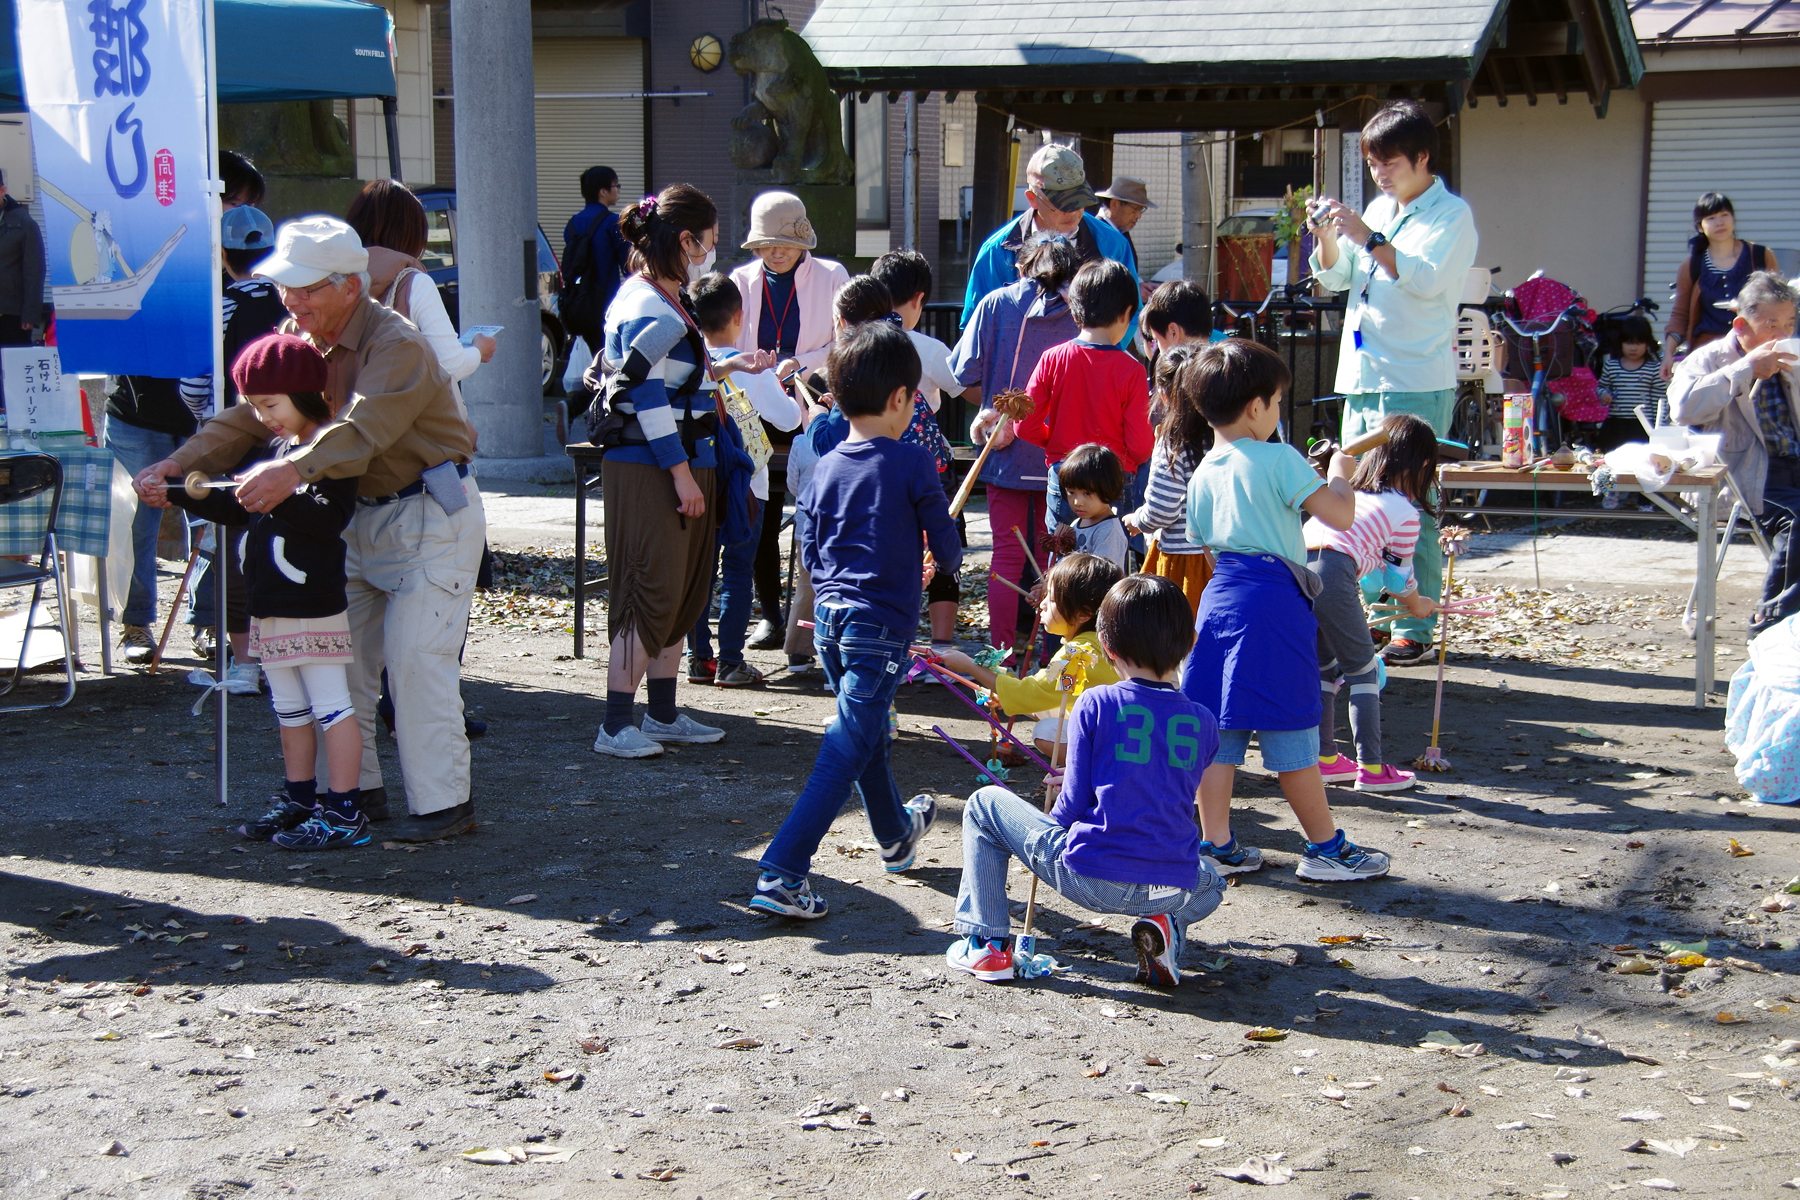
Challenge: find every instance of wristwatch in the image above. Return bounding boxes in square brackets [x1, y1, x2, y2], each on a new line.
[1364, 231, 1388, 253]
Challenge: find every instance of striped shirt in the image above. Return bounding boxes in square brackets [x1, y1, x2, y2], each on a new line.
[1303, 490, 1421, 593]
[1598, 355, 1667, 422]
[1127, 437, 1205, 555]
[600, 276, 716, 470]
[178, 278, 287, 420]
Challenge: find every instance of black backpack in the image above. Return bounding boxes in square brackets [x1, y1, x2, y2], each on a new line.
[558, 225, 605, 344]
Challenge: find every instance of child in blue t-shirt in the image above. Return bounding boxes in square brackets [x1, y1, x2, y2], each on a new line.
[947, 575, 1224, 989]
[750, 322, 963, 920]
[1181, 339, 1391, 883]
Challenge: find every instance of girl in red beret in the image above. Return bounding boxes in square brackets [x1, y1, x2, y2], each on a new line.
[169, 333, 367, 850]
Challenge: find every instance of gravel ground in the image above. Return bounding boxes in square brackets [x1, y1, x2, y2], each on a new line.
[1, 511, 1797, 1199]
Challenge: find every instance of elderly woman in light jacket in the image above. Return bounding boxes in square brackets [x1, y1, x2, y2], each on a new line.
[728, 191, 849, 658]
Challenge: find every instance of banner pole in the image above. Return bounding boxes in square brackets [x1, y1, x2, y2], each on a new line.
[204, 0, 228, 807]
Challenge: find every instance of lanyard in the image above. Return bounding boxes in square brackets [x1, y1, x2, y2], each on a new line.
[1360, 208, 1416, 304]
[762, 267, 800, 356]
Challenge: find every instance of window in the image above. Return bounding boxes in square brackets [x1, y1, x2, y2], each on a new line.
[854, 95, 888, 225]
[420, 205, 455, 271]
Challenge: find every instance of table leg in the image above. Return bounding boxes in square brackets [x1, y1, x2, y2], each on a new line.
[573, 462, 587, 659]
[96, 558, 112, 676]
[1694, 486, 1717, 708]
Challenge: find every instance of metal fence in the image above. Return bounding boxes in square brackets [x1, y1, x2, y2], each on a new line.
[1217, 291, 1347, 449]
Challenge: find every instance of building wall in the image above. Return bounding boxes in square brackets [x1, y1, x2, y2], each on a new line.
[878, 93, 941, 272]
[1459, 90, 1648, 311]
[350, 0, 436, 184]
[648, 0, 755, 228]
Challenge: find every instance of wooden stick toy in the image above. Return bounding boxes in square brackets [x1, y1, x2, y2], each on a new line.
[1014, 641, 1097, 980]
[1414, 551, 1462, 773]
[947, 389, 1035, 519]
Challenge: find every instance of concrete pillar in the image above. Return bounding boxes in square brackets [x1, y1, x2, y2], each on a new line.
[1181, 130, 1213, 291]
[451, 0, 540, 459]
[901, 91, 919, 249]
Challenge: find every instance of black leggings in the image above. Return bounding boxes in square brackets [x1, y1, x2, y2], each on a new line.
[753, 483, 787, 625]
[926, 474, 963, 607]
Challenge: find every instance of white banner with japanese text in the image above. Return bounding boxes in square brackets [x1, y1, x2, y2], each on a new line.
[19, 0, 213, 377]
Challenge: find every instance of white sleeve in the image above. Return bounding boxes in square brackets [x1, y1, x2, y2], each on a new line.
[912, 333, 961, 412]
[739, 368, 802, 432]
[407, 273, 483, 384]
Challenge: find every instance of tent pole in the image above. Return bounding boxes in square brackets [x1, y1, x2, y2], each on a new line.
[901, 91, 919, 250]
[383, 97, 403, 182]
[205, 0, 229, 808]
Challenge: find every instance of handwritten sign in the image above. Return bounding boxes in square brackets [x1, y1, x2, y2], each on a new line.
[2, 346, 84, 438]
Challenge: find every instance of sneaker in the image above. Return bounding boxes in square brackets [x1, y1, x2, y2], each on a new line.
[359, 786, 392, 822]
[879, 795, 937, 872]
[749, 873, 828, 919]
[1318, 755, 1360, 786]
[385, 801, 477, 842]
[1382, 637, 1434, 666]
[592, 724, 665, 758]
[715, 661, 764, 688]
[120, 623, 154, 666]
[273, 810, 372, 850]
[746, 619, 783, 650]
[222, 662, 262, 695]
[1601, 490, 1622, 510]
[686, 656, 717, 684]
[1296, 834, 1392, 882]
[945, 934, 1015, 982]
[1131, 914, 1181, 988]
[237, 795, 314, 841]
[191, 625, 217, 661]
[1355, 764, 1416, 793]
[641, 712, 725, 744]
[1198, 838, 1264, 876]
[783, 656, 817, 678]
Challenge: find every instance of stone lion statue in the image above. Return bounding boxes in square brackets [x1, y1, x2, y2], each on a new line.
[727, 18, 855, 187]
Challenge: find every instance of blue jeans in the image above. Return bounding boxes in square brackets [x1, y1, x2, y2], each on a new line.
[104, 418, 182, 625]
[689, 527, 758, 664]
[1045, 459, 1148, 550]
[1044, 460, 1074, 532]
[953, 785, 1225, 944]
[1753, 455, 1800, 634]
[760, 604, 912, 880]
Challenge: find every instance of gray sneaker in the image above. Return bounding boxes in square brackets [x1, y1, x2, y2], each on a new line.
[591, 724, 665, 758]
[120, 623, 154, 665]
[1199, 839, 1265, 876]
[641, 713, 725, 744]
[222, 662, 263, 695]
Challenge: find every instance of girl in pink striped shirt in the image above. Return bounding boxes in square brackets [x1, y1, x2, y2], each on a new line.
[1302, 415, 1442, 792]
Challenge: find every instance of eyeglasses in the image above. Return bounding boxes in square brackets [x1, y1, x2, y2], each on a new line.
[276, 277, 336, 299]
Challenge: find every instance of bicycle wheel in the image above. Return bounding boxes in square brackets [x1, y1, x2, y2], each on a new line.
[1449, 382, 1487, 456]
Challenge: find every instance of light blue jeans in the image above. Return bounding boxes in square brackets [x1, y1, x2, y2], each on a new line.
[953, 785, 1225, 946]
[104, 417, 183, 626]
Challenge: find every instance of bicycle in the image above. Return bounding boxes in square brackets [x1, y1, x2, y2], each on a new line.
[1494, 301, 1589, 456]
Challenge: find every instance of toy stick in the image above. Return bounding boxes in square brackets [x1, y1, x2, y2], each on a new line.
[1414, 553, 1459, 773]
[947, 431, 1001, 518]
[911, 655, 1055, 772]
[931, 724, 1006, 784]
[988, 572, 1034, 601]
[149, 545, 205, 675]
[1018, 686, 1073, 943]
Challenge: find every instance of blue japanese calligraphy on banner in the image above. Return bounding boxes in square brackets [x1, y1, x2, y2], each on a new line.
[18, 0, 212, 376]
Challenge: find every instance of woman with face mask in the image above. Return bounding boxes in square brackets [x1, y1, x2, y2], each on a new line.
[587, 184, 734, 759]
[728, 192, 851, 658]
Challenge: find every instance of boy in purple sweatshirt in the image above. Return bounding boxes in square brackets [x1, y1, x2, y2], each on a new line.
[947, 575, 1224, 987]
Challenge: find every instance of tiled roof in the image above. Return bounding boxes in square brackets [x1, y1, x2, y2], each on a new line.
[1630, 0, 1800, 41]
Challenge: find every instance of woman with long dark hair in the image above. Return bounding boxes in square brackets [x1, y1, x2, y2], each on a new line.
[1663, 192, 1781, 380]
[589, 184, 730, 758]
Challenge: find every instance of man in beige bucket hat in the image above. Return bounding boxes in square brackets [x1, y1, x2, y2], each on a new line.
[1095, 176, 1156, 299]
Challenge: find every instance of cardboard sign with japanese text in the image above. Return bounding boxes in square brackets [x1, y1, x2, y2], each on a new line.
[1, 346, 84, 438]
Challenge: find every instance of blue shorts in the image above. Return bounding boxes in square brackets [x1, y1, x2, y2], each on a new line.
[1213, 727, 1319, 773]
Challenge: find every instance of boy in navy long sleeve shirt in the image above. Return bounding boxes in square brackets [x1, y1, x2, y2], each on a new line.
[947, 576, 1224, 988]
[752, 323, 961, 919]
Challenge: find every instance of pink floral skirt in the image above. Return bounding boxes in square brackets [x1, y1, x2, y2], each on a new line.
[250, 614, 354, 667]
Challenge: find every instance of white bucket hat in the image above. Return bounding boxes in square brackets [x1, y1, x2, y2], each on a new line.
[742, 191, 817, 250]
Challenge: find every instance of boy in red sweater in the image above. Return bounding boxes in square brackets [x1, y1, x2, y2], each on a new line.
[1016, 259, 1154, 532]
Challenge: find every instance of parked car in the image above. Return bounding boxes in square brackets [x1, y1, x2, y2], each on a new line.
[413, 186, 568, 394]
[1150, 208, 1290, 288]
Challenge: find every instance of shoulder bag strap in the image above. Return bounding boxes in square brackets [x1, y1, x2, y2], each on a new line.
[385, 267, 421, 322]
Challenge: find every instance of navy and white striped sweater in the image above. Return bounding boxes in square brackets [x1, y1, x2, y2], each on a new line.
[599, 277, 717, 470]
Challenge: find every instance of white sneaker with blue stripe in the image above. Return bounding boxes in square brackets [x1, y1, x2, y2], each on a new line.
[879, 795, 937, 872]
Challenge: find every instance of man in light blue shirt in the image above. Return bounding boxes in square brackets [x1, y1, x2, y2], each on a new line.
[1309, 100, 1478, 665]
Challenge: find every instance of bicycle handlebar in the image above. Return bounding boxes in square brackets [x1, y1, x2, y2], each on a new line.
[1494, 302, 1586, 339]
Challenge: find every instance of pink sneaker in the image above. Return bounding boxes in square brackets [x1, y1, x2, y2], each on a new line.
[1318, 756, 1360, 786]
[1355, 764, 1416, 793]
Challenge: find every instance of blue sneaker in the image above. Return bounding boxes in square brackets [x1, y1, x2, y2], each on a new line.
[237, 795, 313, 842]
[879, 795, 937, 872]
[1296, 833, 1391, 881]
[272, 810, 371, 851]
[749, 873, 829, 919]
[1198, 837, 1264, 876]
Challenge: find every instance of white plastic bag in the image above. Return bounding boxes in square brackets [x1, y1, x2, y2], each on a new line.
[561, 336, 592, 395]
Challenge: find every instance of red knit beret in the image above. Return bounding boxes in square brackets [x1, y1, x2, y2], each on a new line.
[231, 333, 328, 396]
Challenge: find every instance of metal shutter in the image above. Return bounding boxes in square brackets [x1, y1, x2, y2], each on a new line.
[1644, 98, 1800, 300]
[533, 38, 645, 255]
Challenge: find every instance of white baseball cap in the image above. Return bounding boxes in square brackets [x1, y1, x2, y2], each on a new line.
[258, 216, 370, 288]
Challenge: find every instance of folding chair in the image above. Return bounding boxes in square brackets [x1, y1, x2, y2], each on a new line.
[0, 452, 77, 711]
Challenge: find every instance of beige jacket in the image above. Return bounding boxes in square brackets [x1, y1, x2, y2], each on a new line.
[729, 253, 849, 373]
[173, 297, 471, 498]
[1667, 331, 1800, 515]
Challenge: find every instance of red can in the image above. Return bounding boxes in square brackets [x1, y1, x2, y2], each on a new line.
[154, 148, 174, 206]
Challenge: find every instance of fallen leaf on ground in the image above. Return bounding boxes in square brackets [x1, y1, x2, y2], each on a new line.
[1646, 1138, 1698, 1159]
[715, 1037, 763, 1050]
[637, 1168, 679, 1182]
[1143, 1092, 1186, 1105]
[504, 894, 537, 905]
[1318, 935, 1363, 945]
[544, 1068, 577, 1082]
[1575, 1026, 1609, 1048]
[1244, 1027, 1287, 1041]
[1618, 1110, 1664, 1122]
[461, 1148, 517, 1165]
[578, 1040, 607, 1055]
[1480, 1085, 1504, 1097]
[1727, 839, 1754, 857]
[1215, 1156, 1294, 1185]
[1083, 1061, 1108, 1077]
[1419, 1031, 1464, 1048]
[1728, 1095, 1752, 1111]
[99, 1141, 127, 1157]
[1144, 1054, 1166, 1067]
[950, 1150, 975, 1163]
[1640, 1180, 1679, 1191]
[1495, 1121, 1529, 1130]
[1703, 1124, 1745, 1140]
[1196, 1137, 1227, 1149]
[1716, 1012, 1749, 1025]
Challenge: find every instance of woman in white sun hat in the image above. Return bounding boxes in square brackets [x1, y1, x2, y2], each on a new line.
[729, 191, 850, 660]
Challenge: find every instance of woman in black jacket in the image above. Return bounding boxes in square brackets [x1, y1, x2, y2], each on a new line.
[168, 334, 365, 850]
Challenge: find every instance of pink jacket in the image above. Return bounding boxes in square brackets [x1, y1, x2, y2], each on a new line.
[730, 253, 850, 372]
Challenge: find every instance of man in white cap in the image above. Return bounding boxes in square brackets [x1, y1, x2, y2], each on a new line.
[959, 143, 1139, 331]
[132, 217, 485, 843]
[1094, 176, 1156, 302]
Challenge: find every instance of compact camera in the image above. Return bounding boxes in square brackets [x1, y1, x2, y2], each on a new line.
[1306, 198, 1335, 226]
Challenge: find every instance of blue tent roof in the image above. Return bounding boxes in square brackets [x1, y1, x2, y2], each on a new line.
[0, 0, 398, 111]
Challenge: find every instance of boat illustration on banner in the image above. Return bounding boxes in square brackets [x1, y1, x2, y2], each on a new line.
[37, 178, 185, 320]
